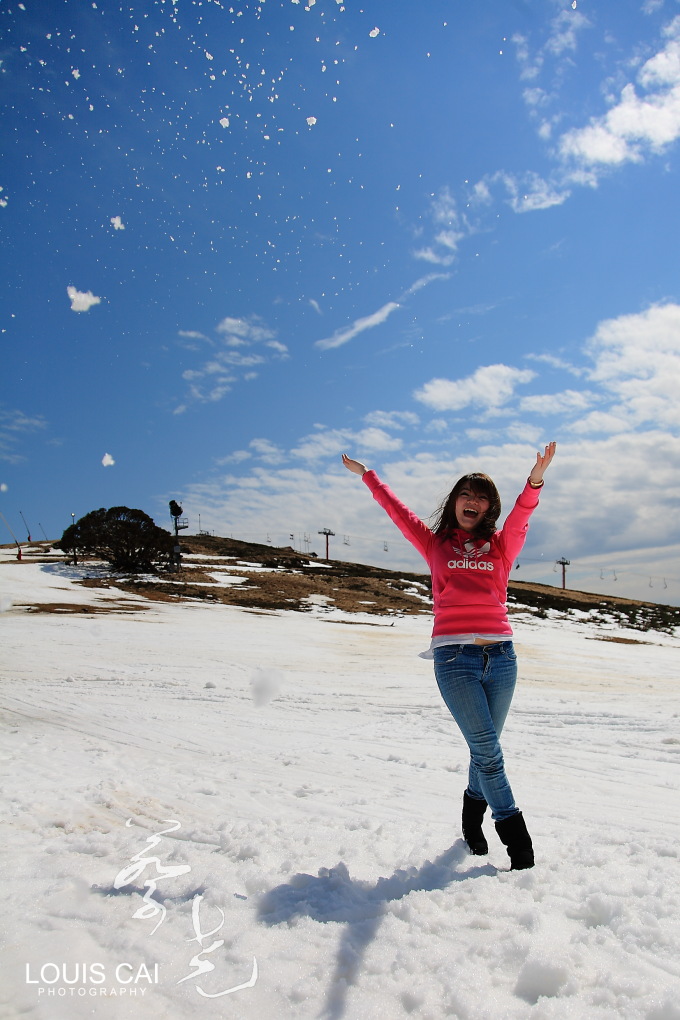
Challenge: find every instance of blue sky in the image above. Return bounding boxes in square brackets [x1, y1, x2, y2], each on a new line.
[2, 0, 680, 603]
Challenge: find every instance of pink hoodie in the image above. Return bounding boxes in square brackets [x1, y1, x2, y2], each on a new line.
[362, 470, 540, 637]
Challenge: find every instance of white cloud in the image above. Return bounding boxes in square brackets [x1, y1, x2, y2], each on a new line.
[579, 302, 680, 429]
[101, 452, 115, 467]
[401, 273, 451, 298]
[512, 8, 589, 83]
[525, 353, 583, 375]
[178, 314, 284, 405]
[545, 8, 590, 57]
[492, 171, 571, 213]
[216, 316, 275, 343]
[567, 410, 632, 435]
[110, 215, 125, 230]
[434, 229, 466, 252]
[414, 364, 536, 412]
[249, 438, 283, 464]
[218, 352, 266, 368]
[265, 340, 289, 357]
[315, 301, 401, 351]
[412, 246, 455, 266]
[215, 450, 251, 465]
[363, 410, 420, 430]
[431, 186, 459, 225]
[0, 407, 48, 463]
[523, 87, 550, 108]
[178, 330, 210, 342]
[470, 180, 492, 205]
[559, 19, 680, 171]
[291, 426, 402, 463]
[512, 33, 541, 82]
[519, 389, 596, 415]
[67, 286, 101, 312]
[414, 187, 471, 264]
[315, 275, 451, 352]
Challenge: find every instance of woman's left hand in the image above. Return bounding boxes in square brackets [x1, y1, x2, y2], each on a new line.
[529, 441, 556, 484]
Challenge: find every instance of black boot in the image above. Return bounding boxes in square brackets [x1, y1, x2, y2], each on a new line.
[462, 792, 488, 855]
[495, 811, 534, 870]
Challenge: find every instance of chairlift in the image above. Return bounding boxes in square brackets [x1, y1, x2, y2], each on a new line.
[383, 541, 389, 552]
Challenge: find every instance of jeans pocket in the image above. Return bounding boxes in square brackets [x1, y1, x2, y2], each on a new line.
[434, 646, 461, 665]
[501, 644, 517, 661]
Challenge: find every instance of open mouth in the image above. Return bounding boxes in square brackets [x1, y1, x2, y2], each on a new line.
[463, 509, 479, 519]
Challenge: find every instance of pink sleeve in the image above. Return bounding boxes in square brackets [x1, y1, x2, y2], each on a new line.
[362, 470, 433, 562]
[496, 481, 541, 566]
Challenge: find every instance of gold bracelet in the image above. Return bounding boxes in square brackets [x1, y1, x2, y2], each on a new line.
[528, 477, 544, 489]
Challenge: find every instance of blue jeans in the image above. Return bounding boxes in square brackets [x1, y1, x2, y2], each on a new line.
[433, 642, 519, 822]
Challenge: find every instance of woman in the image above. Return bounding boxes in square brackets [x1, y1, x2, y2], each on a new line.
[342, 443, 556, 870]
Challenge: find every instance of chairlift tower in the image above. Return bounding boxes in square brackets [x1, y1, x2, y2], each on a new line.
[318, 528, 335, 562]
[556, 557, 570, 589]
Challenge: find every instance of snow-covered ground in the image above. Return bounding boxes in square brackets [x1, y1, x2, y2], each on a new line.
[1, 554, 680, 1020]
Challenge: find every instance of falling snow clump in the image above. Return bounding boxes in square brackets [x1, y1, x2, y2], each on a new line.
[250, 667, 283, 707]
[67, 286, 101, 312]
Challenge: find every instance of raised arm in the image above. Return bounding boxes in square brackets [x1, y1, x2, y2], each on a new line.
[528, 441, 557, 487]
[341, 452, 433, 561]
[499, 441, 557, 562]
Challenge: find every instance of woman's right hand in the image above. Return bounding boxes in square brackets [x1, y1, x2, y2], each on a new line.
[342, 453, 368, 476]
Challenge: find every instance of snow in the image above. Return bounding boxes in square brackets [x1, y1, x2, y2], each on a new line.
[1, 557, 680, 1019]
[66, 285, 101, 312]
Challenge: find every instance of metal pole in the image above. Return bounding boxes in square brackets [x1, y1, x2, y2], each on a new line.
[19, 511, 31, 542]
[318, 528, 335, 562]
[71, 513, 77, 565]
[556, 557, 570, 589]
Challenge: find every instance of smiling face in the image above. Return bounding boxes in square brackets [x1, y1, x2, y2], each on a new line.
[432, 472, 502, 540]
[454, 487, 491, 532]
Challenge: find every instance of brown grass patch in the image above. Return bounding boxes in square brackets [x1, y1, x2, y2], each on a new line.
[585, 635, 652, 645]
[116, 569, 431, 616]
[23, 601, 147, 615]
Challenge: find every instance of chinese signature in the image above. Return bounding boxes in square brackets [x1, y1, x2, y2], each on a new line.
[114, 819, 258, 999]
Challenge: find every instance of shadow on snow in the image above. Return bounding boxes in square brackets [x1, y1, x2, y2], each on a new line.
[257, 839, 496, 1020]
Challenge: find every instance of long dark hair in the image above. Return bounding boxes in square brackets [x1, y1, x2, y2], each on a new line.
[431, 472, 501, 541]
